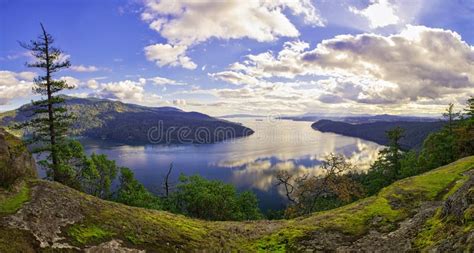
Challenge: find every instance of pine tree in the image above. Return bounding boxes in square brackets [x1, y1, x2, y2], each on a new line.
[443, 103, 460, 135]
[19, 23, 74, 183]
[465, 97, 474, 123]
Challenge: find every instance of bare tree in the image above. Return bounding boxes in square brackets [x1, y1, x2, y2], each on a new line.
[163, 163, 173, 197]
[275, 153, 363, 217]
[275, 170, 296, 203]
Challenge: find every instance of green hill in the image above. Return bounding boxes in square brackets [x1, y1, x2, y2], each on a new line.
[1, 130, 473, 252]
[312, 119, 445, 150]
[0, 96, 253, 144]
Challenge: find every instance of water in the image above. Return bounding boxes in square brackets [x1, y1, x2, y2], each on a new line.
[75, 119, 383, 211]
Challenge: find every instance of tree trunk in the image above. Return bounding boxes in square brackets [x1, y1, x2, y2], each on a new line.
[41, 24, 59, 181]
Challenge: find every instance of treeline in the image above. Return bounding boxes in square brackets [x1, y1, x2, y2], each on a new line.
[277, 98, 474, 218]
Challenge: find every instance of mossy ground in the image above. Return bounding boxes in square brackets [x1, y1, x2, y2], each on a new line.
[0, 157, 473, 251]
[251, 156, 474, 251]
[0, 182, 30, 214]
[0, 227, 37, 253]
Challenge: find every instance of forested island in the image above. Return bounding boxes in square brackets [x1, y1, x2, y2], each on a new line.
[0, 96, 253, 144]
[312, 120, 445, 149]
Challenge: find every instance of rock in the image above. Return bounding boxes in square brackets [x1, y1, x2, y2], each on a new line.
[85, 239, 145, 253]
[0, 128, 37, 187]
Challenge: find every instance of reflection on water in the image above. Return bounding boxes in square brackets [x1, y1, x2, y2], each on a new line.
[80, 119, 383, 210]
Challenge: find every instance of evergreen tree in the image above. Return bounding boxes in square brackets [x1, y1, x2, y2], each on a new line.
[19, 23, 73, 183]
[464, 96, 474, 123]
[443, 102, 460, 135]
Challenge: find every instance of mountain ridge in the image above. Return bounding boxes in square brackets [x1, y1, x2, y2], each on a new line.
[312, 119, 445, 149]
[0, 96, 253, 144]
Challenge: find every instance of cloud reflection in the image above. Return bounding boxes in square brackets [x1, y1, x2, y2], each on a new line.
[218, 139, 382, 194]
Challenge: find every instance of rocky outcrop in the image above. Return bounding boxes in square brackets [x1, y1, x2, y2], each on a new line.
[0, 128, 36, 187]
[0, 133, 473, 252]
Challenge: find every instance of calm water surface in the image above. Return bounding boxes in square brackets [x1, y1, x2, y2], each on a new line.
[79, 119, 382, 210]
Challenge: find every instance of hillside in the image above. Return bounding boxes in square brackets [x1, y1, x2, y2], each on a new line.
[1, 131, 473, 252]
[312, 120, 445, 150]
[282, 114, 439, 123]
[0, 96, 253, 144]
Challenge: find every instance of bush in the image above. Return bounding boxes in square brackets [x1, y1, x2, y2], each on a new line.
[166, 175, 263, 221]
[114, 167, 162, 210]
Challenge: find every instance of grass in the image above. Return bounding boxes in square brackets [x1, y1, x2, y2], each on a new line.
[68, 224, 115, 245]
[0, 227, 36, 253]
[0, 183, 30, 214]
[252, 156, 474, 250]
[0, 157, 472, 251]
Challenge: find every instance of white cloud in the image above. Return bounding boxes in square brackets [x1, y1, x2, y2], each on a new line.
[350, 0, 400, 28]
[86, 79, 99, 89]
[95, 79, 147, 101]
[144, 43, 196, 69]
[210, 26, 474, 106]
[148, 76, 185, 86]
[209, 71, 260, 86]
[59, 76, 81, 88]
[173, 99, 186, 106]
[70, 65, 99, 72]
[141, 0, 324, 69]
[0, 70, 36, 105]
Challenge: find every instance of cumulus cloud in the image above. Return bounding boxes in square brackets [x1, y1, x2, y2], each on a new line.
[94, 78, 147, 101]
[349, 0, 400, 28]
[59, 76, 81, 88]
[86, 79, 99, 89]
[70, 65, 99, 72]
[209, 71, 260, 86]
[211, 26, 474, 105]
[0, 70, 36, 105]
[141, 0, 324, 69]
[173, 99, 186, 106]
[144, 44, 196, 69]
[148, 76, 185, 86]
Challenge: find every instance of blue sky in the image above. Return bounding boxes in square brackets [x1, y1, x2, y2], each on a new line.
[1, 0, 473, 116]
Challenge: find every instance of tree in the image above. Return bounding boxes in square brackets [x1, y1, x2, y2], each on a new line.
[115, 167, 162, 209]
[382, 126, 405, 178]
[358, 127, 406, 195]
[464, 96, 474, 121]
[443, 103, 460, 135]
[19, 23, 73, 183]
[46, 140, 91, 191]
[455, 97, 474, 157]
[276, 153, 363, 217]
[163, 163, 173, 198]
[87, 154, 119, 199]
[166, 174, 262, 221]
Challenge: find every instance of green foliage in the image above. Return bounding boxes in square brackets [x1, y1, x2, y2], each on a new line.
[0, 183, 30, 214]
[18, 24, 74, 184]
[166, 174, 263, 221]
[44, 140, 90, 190]
[114, 167, 162, 209]
[356, 127, 406, 195]
[254, 157, 474, 251]
[358, 98, 474, 197]
[276, 154, 363, 218]
[68, 224, 114, 245]
[84, 153, 118, 199]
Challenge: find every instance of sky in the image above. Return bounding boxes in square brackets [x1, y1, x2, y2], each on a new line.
[0, 0, 473, 116]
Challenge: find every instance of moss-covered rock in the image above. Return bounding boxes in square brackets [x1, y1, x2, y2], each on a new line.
[0, 128, 36, 188]
[0, 139, 473, 252]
